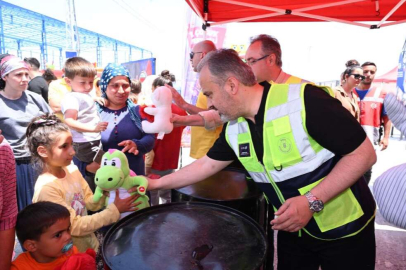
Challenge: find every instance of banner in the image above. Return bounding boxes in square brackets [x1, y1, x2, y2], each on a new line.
[180, 8, 227, 147]
[181, 9, 227, 106]
[122, 58, 156, 83]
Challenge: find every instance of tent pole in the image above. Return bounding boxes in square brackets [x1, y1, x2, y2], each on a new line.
[377, 0, 406, 27]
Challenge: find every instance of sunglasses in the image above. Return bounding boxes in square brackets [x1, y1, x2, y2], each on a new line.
[350, 74, 365, 80]
[190, 51, 203, 60]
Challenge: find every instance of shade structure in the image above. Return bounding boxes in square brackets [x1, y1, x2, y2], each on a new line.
[186, 0, 406, 29]
[375, 67, 399, 83]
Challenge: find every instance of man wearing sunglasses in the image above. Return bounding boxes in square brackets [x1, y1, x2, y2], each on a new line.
[169, 40, 223, 159]
[354, 62, 391, 184]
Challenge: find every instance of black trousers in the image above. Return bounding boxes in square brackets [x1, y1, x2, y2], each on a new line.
[277, 219, 376, 270]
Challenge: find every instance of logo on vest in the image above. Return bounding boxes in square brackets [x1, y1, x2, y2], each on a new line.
[278, 138, 292, 153]
[239, 143, 251, 157]
[370, 103, 377, 109]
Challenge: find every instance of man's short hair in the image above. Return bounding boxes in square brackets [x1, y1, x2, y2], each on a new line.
[24, 57, 41, 70]
[64, 57, 96, 79]
[197, 49, 257, 87]
[16, 201, 70, 244]
[361, 61, 377, 68]
[250, 34, 282, 67]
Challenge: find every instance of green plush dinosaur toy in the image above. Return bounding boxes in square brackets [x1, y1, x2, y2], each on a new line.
[93, 149, 149, 217]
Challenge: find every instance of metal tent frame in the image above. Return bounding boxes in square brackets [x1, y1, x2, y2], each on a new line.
[0, 0, 152, 69]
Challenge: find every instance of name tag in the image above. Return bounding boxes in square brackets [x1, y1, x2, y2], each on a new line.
[239, 143, 251, 157]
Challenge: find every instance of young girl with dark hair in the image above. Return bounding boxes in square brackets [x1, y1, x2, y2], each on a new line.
[26, 114, 141, 253]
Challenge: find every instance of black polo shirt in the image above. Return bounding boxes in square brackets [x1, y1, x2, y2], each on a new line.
[207, 82, 366, 163]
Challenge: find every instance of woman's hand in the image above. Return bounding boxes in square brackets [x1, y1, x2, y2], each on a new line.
[94, 97, 109, 107]
[118, 140, 139, 155]
[113, 190, 142, 213]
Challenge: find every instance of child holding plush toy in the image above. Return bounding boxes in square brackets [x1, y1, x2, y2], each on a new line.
[26, 114, 142, 254]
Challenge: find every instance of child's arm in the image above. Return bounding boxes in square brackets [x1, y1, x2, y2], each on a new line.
[64, 109, 108, 133]
[36, 184, 120, 237]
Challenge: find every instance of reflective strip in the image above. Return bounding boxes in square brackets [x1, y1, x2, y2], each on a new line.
[266, 84, 302, 122]
[270, 148, 335, 182]
[374, 87, 382, 98]
[362, 97, 383, 103]
[266, 99, 302, 121]
[247, 171, 270, 184]
[227, 121, 240, 155]
[287, 84, 301, 101]
[238, 121, 249, 133]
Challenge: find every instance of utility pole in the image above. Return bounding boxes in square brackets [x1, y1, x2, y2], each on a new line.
[65, 0, 80, 58]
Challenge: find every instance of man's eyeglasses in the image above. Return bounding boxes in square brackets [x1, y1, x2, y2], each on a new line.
[246, 55, 269, 66]
[190, 51, 203, 60]
[350, 74, 366, 80]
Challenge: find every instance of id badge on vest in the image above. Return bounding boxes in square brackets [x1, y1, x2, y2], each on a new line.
[239, 143, 251, 157]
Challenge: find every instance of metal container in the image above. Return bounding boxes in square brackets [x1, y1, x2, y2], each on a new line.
[171, 169, 267, 227]
[102, 202, 268, 270]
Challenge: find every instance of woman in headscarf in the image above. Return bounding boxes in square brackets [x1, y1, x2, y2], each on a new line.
[97, 63, 155, 175]
[0, 54, 51, 211]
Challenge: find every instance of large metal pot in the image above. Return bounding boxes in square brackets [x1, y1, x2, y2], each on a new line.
[102, 202, 268, 270]
[171, 169, 267, 228]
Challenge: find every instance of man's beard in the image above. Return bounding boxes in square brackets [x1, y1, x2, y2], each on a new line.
[220, 113, 237, 123]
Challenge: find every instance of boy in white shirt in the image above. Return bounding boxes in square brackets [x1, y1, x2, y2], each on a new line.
[61, 57, 107, 180]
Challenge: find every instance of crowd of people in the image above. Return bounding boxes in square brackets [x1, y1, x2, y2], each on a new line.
[0, 33, 404, 270]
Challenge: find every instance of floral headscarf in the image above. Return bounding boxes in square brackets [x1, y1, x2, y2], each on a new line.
[97, 63, 142, 129]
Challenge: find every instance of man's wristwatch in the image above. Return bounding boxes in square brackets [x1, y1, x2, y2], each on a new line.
[304, 191, 324, 213]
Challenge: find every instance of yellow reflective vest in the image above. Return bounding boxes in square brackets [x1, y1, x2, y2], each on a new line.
[225, 83, 376, 240]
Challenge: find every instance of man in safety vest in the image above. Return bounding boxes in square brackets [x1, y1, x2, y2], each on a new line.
[354, 62, 391, 184]
[148, 49, 377, 270]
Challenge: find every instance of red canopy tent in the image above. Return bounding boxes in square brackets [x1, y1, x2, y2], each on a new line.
[375, 66, 398, 83]
[186, 0, 406, 29]
[372, 66, 400, 93]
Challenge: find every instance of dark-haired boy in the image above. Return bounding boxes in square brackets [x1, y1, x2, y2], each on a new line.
[11, 201, 79, 269]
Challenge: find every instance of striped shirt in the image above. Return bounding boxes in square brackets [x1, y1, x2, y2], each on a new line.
[0, 142, 17, 230]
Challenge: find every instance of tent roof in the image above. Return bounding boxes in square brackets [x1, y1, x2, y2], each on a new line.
[186, 0, 406, 29]
[374, 67, 399, 83]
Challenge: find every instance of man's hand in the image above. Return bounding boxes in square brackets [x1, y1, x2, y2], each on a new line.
[380, 137, 389, 151]
[271, 196, 313, 232]
[166, 84, 187, 109]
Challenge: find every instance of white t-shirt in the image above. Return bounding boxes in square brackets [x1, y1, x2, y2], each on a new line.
[61, 92, 101, 142]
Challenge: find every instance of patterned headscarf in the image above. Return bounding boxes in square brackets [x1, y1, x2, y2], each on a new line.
[0, 55, 29, 79]
[97, 63, 142, 129]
